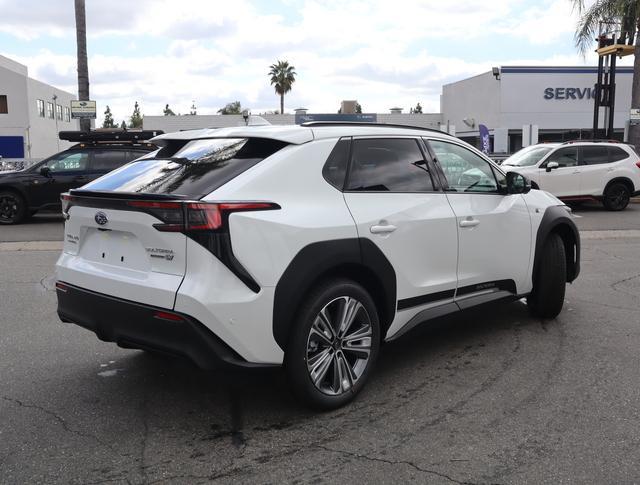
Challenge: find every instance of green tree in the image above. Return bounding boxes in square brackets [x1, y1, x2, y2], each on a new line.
[129, 101, 142, 128]
[218, 101, 242, 114]
[269, 60, 296, 114]
[355, 102, 362, 114]
[102, 105, 115, 128]
[74, 0, 90, 133]
[413, 102, 423, 114]
[163, 104, 176, 116]
[572, 0, 640, 148]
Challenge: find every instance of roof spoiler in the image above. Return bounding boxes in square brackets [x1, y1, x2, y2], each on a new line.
[59, 129, 164, 143]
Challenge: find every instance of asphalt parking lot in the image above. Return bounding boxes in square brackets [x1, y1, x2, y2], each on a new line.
[1, 203, 640, 484]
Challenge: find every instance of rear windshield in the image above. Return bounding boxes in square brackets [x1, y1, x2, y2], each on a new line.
[80, 137, 288, 198]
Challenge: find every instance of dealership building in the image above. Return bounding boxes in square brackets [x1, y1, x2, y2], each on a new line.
[0, 54, 79, 160]
[143, 65, 633, 156]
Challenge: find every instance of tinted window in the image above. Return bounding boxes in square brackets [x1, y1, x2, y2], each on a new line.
[323, 138, 350, 190]
[581, 146, 608, 165]
[81, 138, 288, 198]
[546, 147, 578, 168]
[346, 138, 433, 192]
[609, 146, 629, 162]
[429, 140, 498, 192]
[91, 150, 129, 172]
[43, 151, 89, 173]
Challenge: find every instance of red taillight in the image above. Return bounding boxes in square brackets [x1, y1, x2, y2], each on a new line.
[153, 311, 184, 322]
[183, 202, 279, 232]
[636, 161, 640, 169]
[55, 281, 68, 292]
[61, 194, 75, 213]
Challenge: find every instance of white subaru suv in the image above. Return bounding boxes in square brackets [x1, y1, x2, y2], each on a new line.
[55, 123, 580, 409]
[502, 141, 640, 210]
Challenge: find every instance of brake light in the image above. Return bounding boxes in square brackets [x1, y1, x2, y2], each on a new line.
[61, 194, 75, 213]
[636, 160, 640, 169]
[153, 310, 184, 322]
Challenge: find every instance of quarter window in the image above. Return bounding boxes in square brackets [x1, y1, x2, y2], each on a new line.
[37, 99, 45, 117]
[428, 139, 498, 192]
[91, 150, 130, 172]
[322, 138, 350, 190]
[545, 147, 578, 168]
[608, 146, 628, 163]
[346, 138, 433, 192]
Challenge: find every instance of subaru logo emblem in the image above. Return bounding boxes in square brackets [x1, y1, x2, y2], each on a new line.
[95, 211, 108, 226]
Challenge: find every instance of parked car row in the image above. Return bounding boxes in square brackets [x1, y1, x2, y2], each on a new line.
[0, 130, 161, 224]
[502, 140, 640, 211]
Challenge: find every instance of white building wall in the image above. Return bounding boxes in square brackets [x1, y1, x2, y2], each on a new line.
[27, 78, 79, 158]
[0, 54, 79, 159]
[441, 71, 501, 136]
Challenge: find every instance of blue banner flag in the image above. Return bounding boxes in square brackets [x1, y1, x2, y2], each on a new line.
[479, 124, 490, 154]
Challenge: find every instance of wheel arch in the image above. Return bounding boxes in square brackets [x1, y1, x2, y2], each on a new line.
[272, 238, 396, 351]
[604, 177, 635, 196]
[532, 206, 580, 285]
[0, 184, 29, 204]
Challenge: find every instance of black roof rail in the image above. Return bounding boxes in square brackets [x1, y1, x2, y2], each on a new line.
[300, 121, 448, 135]
[59, 129, 164, 143]
[561, 139, 621, 144]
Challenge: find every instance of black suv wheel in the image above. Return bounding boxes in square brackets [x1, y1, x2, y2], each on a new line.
[527, 233, 566, 319]
[285, 279, 380, 410]
[0, 191, 27, 225]
[602, 182, 631, 211]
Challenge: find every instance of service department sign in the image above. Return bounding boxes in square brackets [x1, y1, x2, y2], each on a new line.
[70, 100, 97, 119]
[543, 87, 596, 100]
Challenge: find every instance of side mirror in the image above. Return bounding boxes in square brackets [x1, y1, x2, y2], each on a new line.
[39, 166, 51, 177]
[545, 161, 559, 173]
[506, 171, 531, 194]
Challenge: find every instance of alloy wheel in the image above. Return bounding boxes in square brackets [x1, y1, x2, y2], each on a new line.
[606, 186, 629, 210]
[306, 296, 372, 396]
[0, 194, 19, 222]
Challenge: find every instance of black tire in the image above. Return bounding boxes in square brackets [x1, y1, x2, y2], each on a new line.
[602, 182, 631, 211]
[0, 190, 27, 225]
[285, 279, 380, 410]
[527, 233, 566, 319]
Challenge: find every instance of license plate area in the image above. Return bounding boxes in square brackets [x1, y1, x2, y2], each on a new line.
[79, 228, 150, 271]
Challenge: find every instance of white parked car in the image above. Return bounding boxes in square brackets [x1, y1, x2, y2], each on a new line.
[55, 123, 580, 409]
[502, 141, 640, 210]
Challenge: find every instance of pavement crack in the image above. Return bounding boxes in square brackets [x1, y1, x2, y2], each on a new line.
[1, 395, 122, 457]
[313, 444, 478, 484]
[139, 390, 150, 484]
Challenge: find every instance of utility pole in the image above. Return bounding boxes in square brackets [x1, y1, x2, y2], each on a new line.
[74, 0, 91, 133]
[52, 94, 60, 151]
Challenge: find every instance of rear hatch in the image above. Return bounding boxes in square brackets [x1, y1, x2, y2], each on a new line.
[57, 137, 289, 309]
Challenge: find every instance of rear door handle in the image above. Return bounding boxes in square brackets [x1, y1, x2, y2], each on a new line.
[459, 218, 480, 228]
[370, 224, 397, 234]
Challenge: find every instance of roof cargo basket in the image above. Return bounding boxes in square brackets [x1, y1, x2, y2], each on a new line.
[59, 129, 164, 143]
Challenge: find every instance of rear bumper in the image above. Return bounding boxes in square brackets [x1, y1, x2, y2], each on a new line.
[56, 281, 274, 369]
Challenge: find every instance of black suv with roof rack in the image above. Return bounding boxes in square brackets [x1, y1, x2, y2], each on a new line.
[0, 129, 162, 224]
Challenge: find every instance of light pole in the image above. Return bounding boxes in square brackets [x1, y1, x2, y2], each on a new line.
[52, 94, 60, 151]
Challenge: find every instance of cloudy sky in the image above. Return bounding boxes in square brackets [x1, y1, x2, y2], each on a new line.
[0, 0, 620, 124]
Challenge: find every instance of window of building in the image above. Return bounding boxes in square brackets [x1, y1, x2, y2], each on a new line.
[56, 104, 63, 120]
[47, 102, 54, 119]
[0, 95, 7, 114]
[37, 99, 45, 117]
[346, 138, 434, 192]
[64, 106, 71, 122]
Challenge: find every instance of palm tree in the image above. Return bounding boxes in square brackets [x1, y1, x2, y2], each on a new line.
[573, 0, 640, 148]
[74, 0, 90, 133]
[269, 60, 297, 114]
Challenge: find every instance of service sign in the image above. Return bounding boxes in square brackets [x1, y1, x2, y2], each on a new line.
[70, 100, 97, 119]
[630, 109, 640, 125]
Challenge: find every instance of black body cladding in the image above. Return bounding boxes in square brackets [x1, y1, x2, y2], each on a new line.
[533, 206, 580, 284]
[272, 238, 396, 350]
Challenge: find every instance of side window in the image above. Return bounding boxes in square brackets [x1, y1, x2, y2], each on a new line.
[428, 140, 498, 193]
[346, 138, 433, 192]
[609, 147, 629, 163]
[322, 138, 350, 190]
[91, 150, 129, 172]
[581, 146, 608, 165]
[43, 151, 89, 173]
[545, 147, 578, 168]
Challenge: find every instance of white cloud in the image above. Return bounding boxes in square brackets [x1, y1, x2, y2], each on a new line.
[0, 0, 619, 123]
